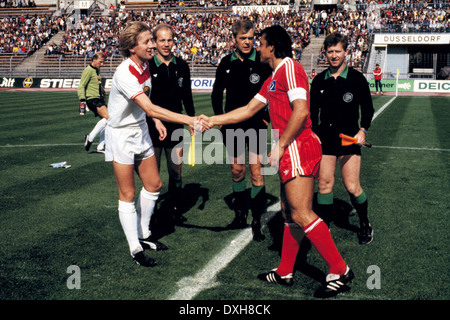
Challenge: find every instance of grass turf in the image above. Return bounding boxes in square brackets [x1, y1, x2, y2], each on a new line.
[0, 92, 448, 302]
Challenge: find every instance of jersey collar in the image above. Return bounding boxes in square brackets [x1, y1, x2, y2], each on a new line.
[230, 48, 256, 62]
[129, 57, 149, 75]
[89, 64, 100, 74]
[154, 55, 177, 67]
[325, 64, 349, 80]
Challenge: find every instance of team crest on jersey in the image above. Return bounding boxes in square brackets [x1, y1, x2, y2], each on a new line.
[178, 77, 183, 87]
[343, 92, 353, 103]
[269, 80, 277, 92]
[249, 73, 260, 84]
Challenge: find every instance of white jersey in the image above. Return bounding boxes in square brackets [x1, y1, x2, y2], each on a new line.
[107, 58, 152, 128]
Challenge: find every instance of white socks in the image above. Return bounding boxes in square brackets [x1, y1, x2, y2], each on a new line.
[137, 188, 160, 239]
[118, 200, 141, 256]
[97, 129, 105, 150]
[88, 118, 107, 142]
[118, 188, 159, 256]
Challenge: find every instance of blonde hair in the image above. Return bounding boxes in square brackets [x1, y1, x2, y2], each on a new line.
[119, 22, 152, 58]
[152, 23, 174, 41]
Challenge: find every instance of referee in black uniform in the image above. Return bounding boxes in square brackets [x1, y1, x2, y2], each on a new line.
[310, 32, 374, 245]
[211, 20, 272, 241]
[146, 24, 195, 225]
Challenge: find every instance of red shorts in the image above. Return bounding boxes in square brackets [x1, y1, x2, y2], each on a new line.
[278, 129, 322, 184]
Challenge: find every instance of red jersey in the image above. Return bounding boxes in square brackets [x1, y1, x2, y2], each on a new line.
[373, 67, 382, 80]
[256, 57, 312, 140]
[255, 58, 321, 182]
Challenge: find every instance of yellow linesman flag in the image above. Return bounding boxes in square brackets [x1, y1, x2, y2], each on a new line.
[188, 134, 195, 166]
[397, 68, 400, 75]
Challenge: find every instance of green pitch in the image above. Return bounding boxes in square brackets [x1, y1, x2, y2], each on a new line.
[0, 92, 448, 302]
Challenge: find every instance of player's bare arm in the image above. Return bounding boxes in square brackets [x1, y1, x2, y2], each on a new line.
[278, 99, 309, 149]
[205, 97, 266, 127]
[268, 98, 309, 166]
[134, 93, 197, 128]
[152, 118, 167, 141]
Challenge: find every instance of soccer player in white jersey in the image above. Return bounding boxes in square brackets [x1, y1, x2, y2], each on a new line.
[106, 22, 201, 267]
[200, 26, 353, 298]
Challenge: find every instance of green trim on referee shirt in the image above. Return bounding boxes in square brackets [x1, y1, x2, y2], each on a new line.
[324, 64, 349, 80]
[230, 48, 257, 62]
[154, 55, 177, 67]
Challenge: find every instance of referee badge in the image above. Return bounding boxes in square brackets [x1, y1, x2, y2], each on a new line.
[249, 73, 260, 84]
[343, 92, 353, 103]
[178, 77, 184, 87]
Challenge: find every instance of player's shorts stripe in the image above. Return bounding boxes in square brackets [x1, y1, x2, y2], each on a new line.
[288, 140, 303, 178]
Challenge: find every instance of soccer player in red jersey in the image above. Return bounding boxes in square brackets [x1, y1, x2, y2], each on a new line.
[200, 26, 354, 298]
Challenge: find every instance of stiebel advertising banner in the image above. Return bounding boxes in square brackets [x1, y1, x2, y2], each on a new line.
[0, 77, 217, 90]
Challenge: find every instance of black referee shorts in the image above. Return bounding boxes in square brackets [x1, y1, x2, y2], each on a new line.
[221, 119, 268, 158]
[86, 98, 107, 117]
[148, 121, 185, 149]
[319, 127, 361, 157]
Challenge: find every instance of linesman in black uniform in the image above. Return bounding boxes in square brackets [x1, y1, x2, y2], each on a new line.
[146, 24, 195, 226]
[310, 32, 374, 245]
[211, 20, 272, 241]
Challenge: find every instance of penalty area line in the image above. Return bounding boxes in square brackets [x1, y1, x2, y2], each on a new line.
[168, 201, 281, 300]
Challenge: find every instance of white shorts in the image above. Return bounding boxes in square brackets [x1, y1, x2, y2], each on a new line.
[105, 122, 155, 165]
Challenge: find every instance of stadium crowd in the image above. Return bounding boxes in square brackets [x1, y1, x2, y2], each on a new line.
[0, 0, 36, 9]
[0, 13, 64, 54]
[0, 0, 449, 69]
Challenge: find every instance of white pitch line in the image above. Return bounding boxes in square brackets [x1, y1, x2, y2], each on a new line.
[373, 96, 397, 121]
[169, 201, 281, 301]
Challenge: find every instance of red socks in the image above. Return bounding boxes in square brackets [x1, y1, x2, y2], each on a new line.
[276, 223, 303, 276]
[275, 218, 347, 277]
[304, 217, 347, 275]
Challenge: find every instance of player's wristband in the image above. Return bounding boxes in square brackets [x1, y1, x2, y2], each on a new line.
[359, 128, 367, 134]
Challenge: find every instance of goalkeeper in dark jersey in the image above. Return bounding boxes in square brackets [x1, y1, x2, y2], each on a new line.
[77, 51, 109, 153]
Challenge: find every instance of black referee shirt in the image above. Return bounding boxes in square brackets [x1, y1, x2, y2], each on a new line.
[146, 55, 195, 147]
[211, 49, 272, 127]
[310, 65, 374, 137]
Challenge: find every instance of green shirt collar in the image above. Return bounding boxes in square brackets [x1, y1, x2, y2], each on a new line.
[154, 55, 177, 67]
[325, 64, 349, 80]
[230, 48, 256, 62]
